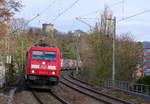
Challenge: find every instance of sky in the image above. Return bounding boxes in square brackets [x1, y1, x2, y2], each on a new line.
[15, 0, 150, 41]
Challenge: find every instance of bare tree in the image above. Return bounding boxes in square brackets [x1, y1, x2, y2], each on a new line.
[0, 0, 22, 23]
[95, 6, 114, 36]
[8, 18, 29, 33]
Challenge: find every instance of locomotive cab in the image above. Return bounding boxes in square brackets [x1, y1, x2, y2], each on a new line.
[25, 46, 61, 85]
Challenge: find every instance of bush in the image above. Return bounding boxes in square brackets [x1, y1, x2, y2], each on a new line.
[137, 76, 150, 85]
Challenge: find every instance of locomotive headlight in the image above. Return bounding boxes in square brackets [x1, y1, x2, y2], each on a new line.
[51, 72, 55, 75]
[31, 64, 40, 69]
[32, 70, 35, 73]
[48, 66, 56, 70]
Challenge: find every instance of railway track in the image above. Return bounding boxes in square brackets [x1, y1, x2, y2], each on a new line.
[31, 89, 44, 104]
[68, 75, 133, 104]
[61, 72, 134, 104]
[29, 86, 69, 104]
[60, 80, 111, 104]
[49, 90, 70, 104]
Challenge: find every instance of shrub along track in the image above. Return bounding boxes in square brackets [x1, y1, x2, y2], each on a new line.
[61, 71, 134, 104]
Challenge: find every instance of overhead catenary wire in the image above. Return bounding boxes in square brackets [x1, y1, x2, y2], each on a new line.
[51, 0, 80, 23]
[78, 0, 124, 18]
[78, 2, 150, 25]
[77, 17, 98, 20]
[12, 0, 57, 33]
[39, 0, 57, 15]
[75, 0, 124, 29]
[76, 17, 94, 30]
[71, 0, 124, 31]
[76, 17, 97, 30]
[122, 0, 125, 19]
[118, 9, 150, 22]
[27, 0, 57, 24]
[78, 11, 100, 18]
[58, 0, 62, 16]
[71, 20, 77, 31]
[109, 0, 123, 7]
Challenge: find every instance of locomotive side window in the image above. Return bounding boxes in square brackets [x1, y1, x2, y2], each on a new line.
[32, 50, 56, 60]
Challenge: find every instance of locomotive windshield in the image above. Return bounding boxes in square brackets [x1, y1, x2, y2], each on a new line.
[32, 50, 56, 60]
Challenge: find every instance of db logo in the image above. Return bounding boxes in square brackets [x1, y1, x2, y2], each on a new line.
[40, 65, 47, 69]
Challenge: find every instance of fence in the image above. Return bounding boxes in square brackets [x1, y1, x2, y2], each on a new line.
[104, 80, 150, 99]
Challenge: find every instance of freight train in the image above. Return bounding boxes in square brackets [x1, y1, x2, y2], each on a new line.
[61, 59, 81, 70]
[24, 44, 61, 87]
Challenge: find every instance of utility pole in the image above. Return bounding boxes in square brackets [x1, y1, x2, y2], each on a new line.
[112, 17, 116, 82]
[106, 17, 116, 83]
[75, 32, 80, 75]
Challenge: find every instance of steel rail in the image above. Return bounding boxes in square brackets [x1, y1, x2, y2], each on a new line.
[60, 80, 112, 104]
[63, 75, 133, 104]
[31, 89, 44, 104]
[28, 84, 69, 104]
[69, 74, 97, 88]
[49, 90, 70, 104]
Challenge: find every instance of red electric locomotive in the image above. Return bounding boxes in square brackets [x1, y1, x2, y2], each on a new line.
[25, 45, 61, 86]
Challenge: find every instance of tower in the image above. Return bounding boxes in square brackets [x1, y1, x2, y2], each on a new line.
[42, 24, 54, 37]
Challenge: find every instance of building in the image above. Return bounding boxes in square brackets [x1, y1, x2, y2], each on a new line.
[42, 24, 54, 37]
[142, 41, 150, 76]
